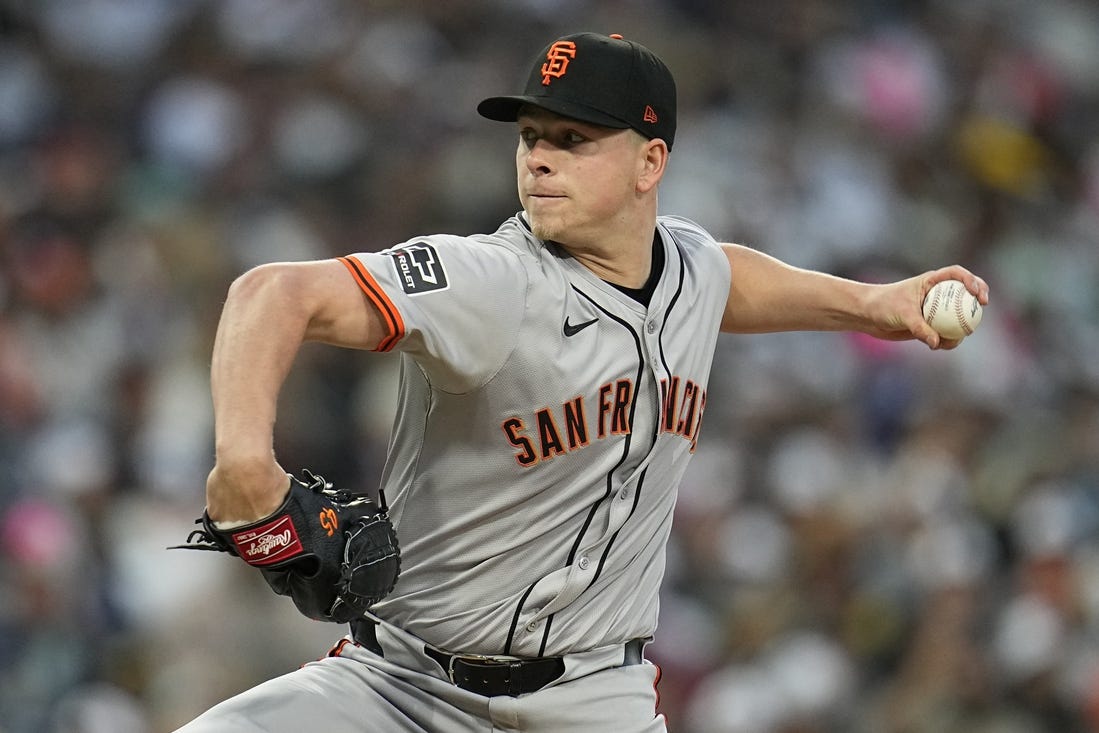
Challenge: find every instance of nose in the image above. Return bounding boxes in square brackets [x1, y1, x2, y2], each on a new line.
[523, 139, 554, 176]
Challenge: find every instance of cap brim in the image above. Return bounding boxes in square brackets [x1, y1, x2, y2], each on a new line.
[477, 95, 631, 130]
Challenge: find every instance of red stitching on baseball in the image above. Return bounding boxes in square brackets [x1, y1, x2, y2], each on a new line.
[954, 288, 973, 335]
[925, 289, 942, 322]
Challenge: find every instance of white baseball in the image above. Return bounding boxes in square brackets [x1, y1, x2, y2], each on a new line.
[922, 279, 983, 339]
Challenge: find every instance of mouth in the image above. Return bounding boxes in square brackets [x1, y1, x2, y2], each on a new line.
[525, 184, 565, 196]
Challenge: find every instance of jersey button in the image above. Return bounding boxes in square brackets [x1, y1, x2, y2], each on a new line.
[646, 321, 657, 334]
[525, 621, 538, 632]
[578, 556, 590, 570]
[619, 489, 629, 500]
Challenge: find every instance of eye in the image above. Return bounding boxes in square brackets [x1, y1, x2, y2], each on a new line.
[517, 126, 587, 149]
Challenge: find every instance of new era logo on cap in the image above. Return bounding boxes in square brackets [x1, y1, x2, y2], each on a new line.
[478, 32, 677, 149]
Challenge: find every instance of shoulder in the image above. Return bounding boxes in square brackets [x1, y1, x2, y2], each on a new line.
[408, 215, 537, 268]
[657, 215, 726, 265]
[370, 215, 534, 291]
[471, 213, 544, 262]
[656, 215, 730, 294]
[656, 215, 722, 251]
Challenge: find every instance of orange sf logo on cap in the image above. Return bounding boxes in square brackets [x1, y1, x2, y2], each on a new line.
[541, 41, 576, 85]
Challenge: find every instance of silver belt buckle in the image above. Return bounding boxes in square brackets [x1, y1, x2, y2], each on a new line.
[447, 652, 515, 682]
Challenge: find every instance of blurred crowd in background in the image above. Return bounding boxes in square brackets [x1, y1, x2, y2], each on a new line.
[0, 0, 1097, 731]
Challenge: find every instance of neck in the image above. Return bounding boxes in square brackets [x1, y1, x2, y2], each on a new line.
[551, 207, 658, 289]
[569, 245, 651, 288]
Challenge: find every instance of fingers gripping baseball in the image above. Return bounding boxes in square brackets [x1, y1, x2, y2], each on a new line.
[174, 470, 401, 622]
[918, 268, 989, 348]
[867, 267, 989, 349]
[860, 278, 938, 347]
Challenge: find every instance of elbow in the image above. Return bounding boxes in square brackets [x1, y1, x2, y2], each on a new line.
[226, 262, 293, 302]
[222, 263, 312, 323]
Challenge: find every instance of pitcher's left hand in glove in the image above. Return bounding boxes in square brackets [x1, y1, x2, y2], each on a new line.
[175, 469, 400, 623]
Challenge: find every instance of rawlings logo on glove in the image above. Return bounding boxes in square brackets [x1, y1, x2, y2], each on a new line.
[173, 470, 401, 623]
[233, 516, 301, 564]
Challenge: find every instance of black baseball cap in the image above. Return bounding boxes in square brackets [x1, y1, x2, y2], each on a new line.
[478, 32, 677, 149]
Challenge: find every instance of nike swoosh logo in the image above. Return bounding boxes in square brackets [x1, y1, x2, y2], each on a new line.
[563, 317, 598, 337]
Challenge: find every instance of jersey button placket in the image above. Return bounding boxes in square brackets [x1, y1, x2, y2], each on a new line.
[645, 320, 660, 369]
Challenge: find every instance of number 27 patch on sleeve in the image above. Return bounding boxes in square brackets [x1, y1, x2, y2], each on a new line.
[386, 242, 449, 296]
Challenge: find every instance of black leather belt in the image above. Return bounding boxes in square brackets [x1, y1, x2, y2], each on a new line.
[349, 618, 644, 697]
[423, 645, 565, 697]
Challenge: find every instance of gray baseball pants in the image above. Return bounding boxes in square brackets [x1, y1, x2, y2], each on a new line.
[175, 620, 666, 732]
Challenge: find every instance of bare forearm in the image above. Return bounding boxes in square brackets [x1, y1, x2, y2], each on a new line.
[205, 259, 390, 521]
[720, 244, 870, 333]
[207, 265, 309, 520]
[719, 243, 990, 348]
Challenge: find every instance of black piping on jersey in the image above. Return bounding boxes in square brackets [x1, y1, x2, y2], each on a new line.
[656, 232, 688, 376]
[583, 234, 686, 637]
[540, 465, 650, 656]
[503, 285, 649, 657]
[596, 226, 687, 586]
[590, 467, 647, 587]
[504, 581, 540, 655]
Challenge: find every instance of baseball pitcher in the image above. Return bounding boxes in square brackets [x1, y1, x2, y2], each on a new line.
[175, 32, 988, 732]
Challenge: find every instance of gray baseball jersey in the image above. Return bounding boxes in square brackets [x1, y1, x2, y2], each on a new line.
[338, 212, 729, 658]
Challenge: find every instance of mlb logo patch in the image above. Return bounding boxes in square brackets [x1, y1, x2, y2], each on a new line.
[388, 242, 449, 296]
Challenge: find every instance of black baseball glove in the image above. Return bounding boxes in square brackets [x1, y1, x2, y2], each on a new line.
[174, 470, 400, 623]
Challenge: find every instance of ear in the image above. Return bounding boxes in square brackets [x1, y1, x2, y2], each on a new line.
[636, 138, 668, 194]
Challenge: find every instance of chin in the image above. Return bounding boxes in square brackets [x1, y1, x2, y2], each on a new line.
[527, 215, 562, 243]
[530, 223, 554, 242]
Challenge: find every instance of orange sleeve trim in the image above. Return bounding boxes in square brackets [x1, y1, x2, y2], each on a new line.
[338, 255, 405, 352]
